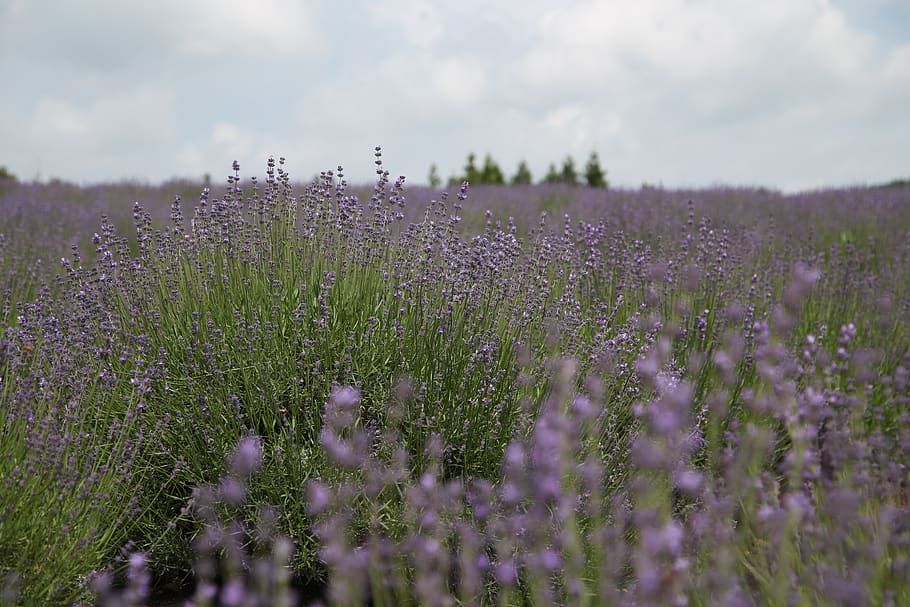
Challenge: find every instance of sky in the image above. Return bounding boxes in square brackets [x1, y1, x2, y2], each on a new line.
[0, 0, 908, 192]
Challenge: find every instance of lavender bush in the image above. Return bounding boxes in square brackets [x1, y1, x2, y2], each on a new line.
[1, 152, 908, 605]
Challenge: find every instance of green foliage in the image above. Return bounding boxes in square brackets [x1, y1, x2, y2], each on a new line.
[878, 177, 909, 189]
[543, 163, 560, 184]
[560, 155, 579, 186]
[427, 163, 442, 188]
[451, 153, 506, 186]
[0, 166, 16, 181]
[436, 153, 606, 188]
[0, 393, 163, 605]
[541, 157, 581, 185]
[511, 159, 533, 185]
[463, 153, 481, 185]
[584, 151, 608, 188]
[480, 154, 505, 185]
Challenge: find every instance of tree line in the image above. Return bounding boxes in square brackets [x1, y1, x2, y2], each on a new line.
[429, 152, 608, 188]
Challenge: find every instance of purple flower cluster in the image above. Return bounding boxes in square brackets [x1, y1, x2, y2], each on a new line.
[292, 315, 909, 606]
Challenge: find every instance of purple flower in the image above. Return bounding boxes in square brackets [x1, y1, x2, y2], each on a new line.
[642, 521, 684, 556]
[218, 477, 247, 505]
[673, 469, 703, 495]
[541, 547, 562, 571]
[331, 385, 360, 410]
[229, 435, 263, 477]
[494, 558, 517, 586]
[220, 579, 246, 606]
[306, 480, 331, 514]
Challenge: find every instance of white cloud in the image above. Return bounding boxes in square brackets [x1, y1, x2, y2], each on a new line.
[431, 59, 487, 108]
[521, 0, 871, 91]
[367, 0, 444, 49]
[0, 0, 324, 75]
[174, 123, 326, 184]
[30, 99, 93, 139]
[27, 86, 177, 150]
[1, 0, 26, 18]
[166, 0, 325, 58]
[542, 105, 591, 151]
[211, 122, 253, 155]
[883, 42, 910, 88]
[0, 0, 907, 189]
[13, 86, 179, 181]
[804, 2, 876, 77]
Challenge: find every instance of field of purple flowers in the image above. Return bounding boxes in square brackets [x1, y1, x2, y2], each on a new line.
[1, 152, 909, 606]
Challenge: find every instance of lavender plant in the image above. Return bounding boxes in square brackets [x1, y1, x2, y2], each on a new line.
[102, 322, 906, 605]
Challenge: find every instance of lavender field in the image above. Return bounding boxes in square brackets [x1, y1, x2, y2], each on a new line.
[1, 154, 909, 606]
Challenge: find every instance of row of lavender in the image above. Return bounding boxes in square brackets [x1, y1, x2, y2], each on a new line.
[1, 154, 909, 604]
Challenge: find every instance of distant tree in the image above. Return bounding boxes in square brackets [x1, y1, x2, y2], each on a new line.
[480, 154, 505, 185]
[543, 163, 561, 184]
[560, 155, 579, 186]
[880, 177, 910, 189]
[428, 163, 442, 188]
[463, 153, 481, 185]
[584, 152, 608, 188]
[0, 166, 17, 182]
[511, 160, 533, 185]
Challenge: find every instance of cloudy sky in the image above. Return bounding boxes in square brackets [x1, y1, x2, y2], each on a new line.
[0, 0, 907, 191]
